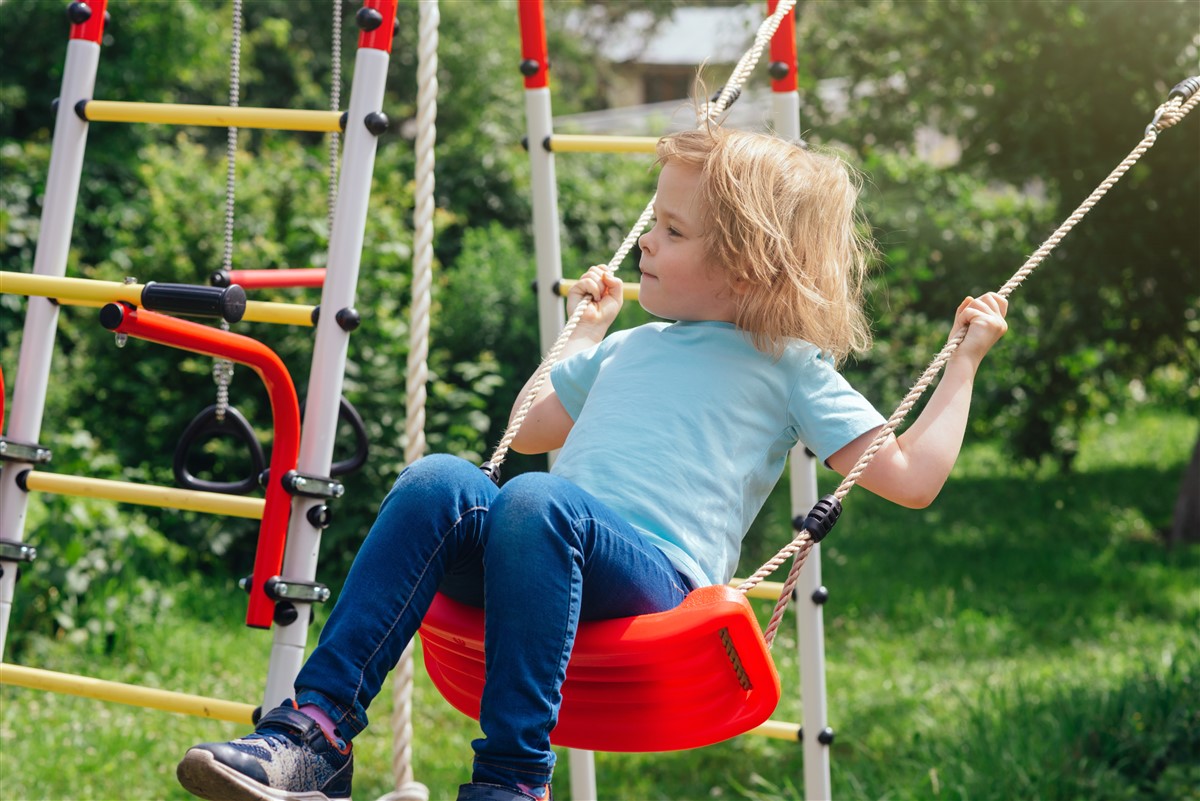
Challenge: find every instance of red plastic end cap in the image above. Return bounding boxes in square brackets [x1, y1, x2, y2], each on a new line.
[767, 0, 798, 93]
[358, 0, 397, 53]
[518, 0, 549, 89]
[68, 0, 107, 43]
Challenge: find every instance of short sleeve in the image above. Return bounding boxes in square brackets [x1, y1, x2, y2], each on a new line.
[550, 329, 632, 420]
[790, 351, 887, 465]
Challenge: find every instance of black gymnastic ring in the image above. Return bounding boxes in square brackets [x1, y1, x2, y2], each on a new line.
[299, 395, 370, 477]
[173, 404, 267, 495]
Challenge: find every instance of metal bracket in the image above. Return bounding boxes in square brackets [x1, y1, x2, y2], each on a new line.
[0, 539, 38, 563]
[0, 439, 52, 464]
[281, 470, 344, 500]
[263, 576, 331, 604]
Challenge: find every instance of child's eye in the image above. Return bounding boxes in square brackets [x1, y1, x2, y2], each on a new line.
[667, 226, 681, 237]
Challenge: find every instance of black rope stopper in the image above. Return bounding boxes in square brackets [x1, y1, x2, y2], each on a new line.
[480, 461, 502, 486]
[794, 494, 842, 544]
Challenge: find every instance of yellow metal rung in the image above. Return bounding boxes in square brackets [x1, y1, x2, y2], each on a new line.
[546, 134, 659, 154]
[23, 471, 265, 519]
[747, 718, 803, 741]
[80, 100, 344, 133]
[556, 277, 642, 300]
[0, 663, 256, 724]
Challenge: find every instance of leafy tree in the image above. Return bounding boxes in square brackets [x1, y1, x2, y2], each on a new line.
[793, 0, 1199, 470]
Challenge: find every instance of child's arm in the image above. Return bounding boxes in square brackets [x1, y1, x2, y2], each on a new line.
[826, 292, 1009, 508]
[509, 266, 624, 454]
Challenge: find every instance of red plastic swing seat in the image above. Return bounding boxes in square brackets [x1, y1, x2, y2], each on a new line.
[419, 583, 781, 753]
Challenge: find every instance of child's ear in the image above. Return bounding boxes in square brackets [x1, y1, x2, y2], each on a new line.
[730, 276, 752, 295]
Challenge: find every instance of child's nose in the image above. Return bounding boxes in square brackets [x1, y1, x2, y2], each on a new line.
[638, 231, 652, 254]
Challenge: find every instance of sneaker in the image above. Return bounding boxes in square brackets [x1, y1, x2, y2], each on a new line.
[177, 700, 353, 801]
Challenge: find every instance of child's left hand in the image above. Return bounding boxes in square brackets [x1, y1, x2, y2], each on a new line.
[952, 292, 1009, 363]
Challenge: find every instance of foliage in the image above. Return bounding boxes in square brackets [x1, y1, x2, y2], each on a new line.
[794, 0, 1200, 465]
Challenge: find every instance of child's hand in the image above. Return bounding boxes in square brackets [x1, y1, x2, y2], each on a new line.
[569, 265, 624, 339]
[952, 292, 1009, 363]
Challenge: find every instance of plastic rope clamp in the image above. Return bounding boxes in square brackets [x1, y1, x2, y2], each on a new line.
[800, 494, 842, 543]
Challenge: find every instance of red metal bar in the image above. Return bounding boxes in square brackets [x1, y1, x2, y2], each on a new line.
[518, 0, 549, 89]
[101, 304, 301, 630]
[358, 0, 398, 53]
[69, 0, 108, 44]
[767, 0, 798, 93]
[226, 269, 326, 290]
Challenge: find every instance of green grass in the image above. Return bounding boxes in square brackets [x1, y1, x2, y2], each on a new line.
[2, 409, 1197, 800]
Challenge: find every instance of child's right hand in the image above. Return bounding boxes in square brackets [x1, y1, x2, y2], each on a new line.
[951, 292, 1009, 364]
[569, 265, 624, 338]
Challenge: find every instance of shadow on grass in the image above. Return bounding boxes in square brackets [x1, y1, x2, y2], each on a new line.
[805, 461, 1198, 659]
[827, 649, 1200, 801]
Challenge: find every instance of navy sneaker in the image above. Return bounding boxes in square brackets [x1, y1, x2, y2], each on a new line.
[177, 701, 353, 801]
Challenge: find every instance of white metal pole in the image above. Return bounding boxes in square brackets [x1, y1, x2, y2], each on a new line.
[525, 88, 567, 357]
[775, 86, 834, 801]
[522, 62, 596, 801]
[262, 44, 392, 709]
[0, 37, 101, 658]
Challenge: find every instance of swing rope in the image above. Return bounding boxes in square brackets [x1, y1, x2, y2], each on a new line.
[385, 2, 438, 800]
[483, 0, 798, 482]
[744, 76, 1200, 648]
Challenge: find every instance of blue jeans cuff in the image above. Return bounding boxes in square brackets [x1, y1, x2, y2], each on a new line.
[456, 782, 544, 801]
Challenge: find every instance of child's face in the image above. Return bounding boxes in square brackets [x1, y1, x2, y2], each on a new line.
[637, 162, 740, 323]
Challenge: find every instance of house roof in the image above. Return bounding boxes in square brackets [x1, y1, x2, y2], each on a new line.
[577, 5, 763, 66]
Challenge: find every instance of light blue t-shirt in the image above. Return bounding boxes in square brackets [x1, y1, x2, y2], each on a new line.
[550, 321, 886, 588]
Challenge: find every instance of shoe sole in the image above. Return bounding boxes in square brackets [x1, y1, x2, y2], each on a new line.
[177, 749, 343, 801]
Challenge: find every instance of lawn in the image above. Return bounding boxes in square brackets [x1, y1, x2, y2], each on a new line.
[1, 409, 1197, 800]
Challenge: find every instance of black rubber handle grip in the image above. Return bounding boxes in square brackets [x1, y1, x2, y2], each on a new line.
[141, 282, 247, 323]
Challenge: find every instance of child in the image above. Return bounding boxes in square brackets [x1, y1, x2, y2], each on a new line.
[177, 127, 1008, 801]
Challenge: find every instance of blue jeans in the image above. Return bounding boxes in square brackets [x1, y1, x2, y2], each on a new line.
[294, 454, 691, 791]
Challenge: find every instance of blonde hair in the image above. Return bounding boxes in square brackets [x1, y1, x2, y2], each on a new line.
[655, 128, 874, 362]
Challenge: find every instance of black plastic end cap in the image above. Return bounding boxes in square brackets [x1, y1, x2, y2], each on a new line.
[74, 99, 90, 121]
[817, 727, 835, 745]
[802, 495, 842, 543]
[480, 461, 502, 486]
[307, 504, 332, 529]
[541, 135, 552, 152]
[210, 269, 231, 288]
[355, 6, 383, 31]
[335, 307, 361, 331]
[15, 469, 32, 492]
[310, 305, 321, 326]
[520, 135, 529, 151]
[519, 58, 541, 77]
[364, 111, 389, 136]
[274, 601, 299, 627]
[811, 585, 830, 605]
[66, 2, 92, 25]
[339, 111, 348, 131]
[51, 97, 60, 115]
[98, 302, 126, 331]
[768, 61, 790, 80]
[221, 285, 247, 323]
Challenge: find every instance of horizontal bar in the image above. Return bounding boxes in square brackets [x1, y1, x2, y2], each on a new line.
[79, 100, 344, 132]
[733, 578, 789, 601]
[241, 300, 316, 327]
[22, 471, 265, 519]
[556, 277, 641, 300]
[747, 719, 803, 741]
[0, 663, 256, 724]
[1, 271, 142, 305]
[1, 272, 315, 327]
[547, 134, 658, 154]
